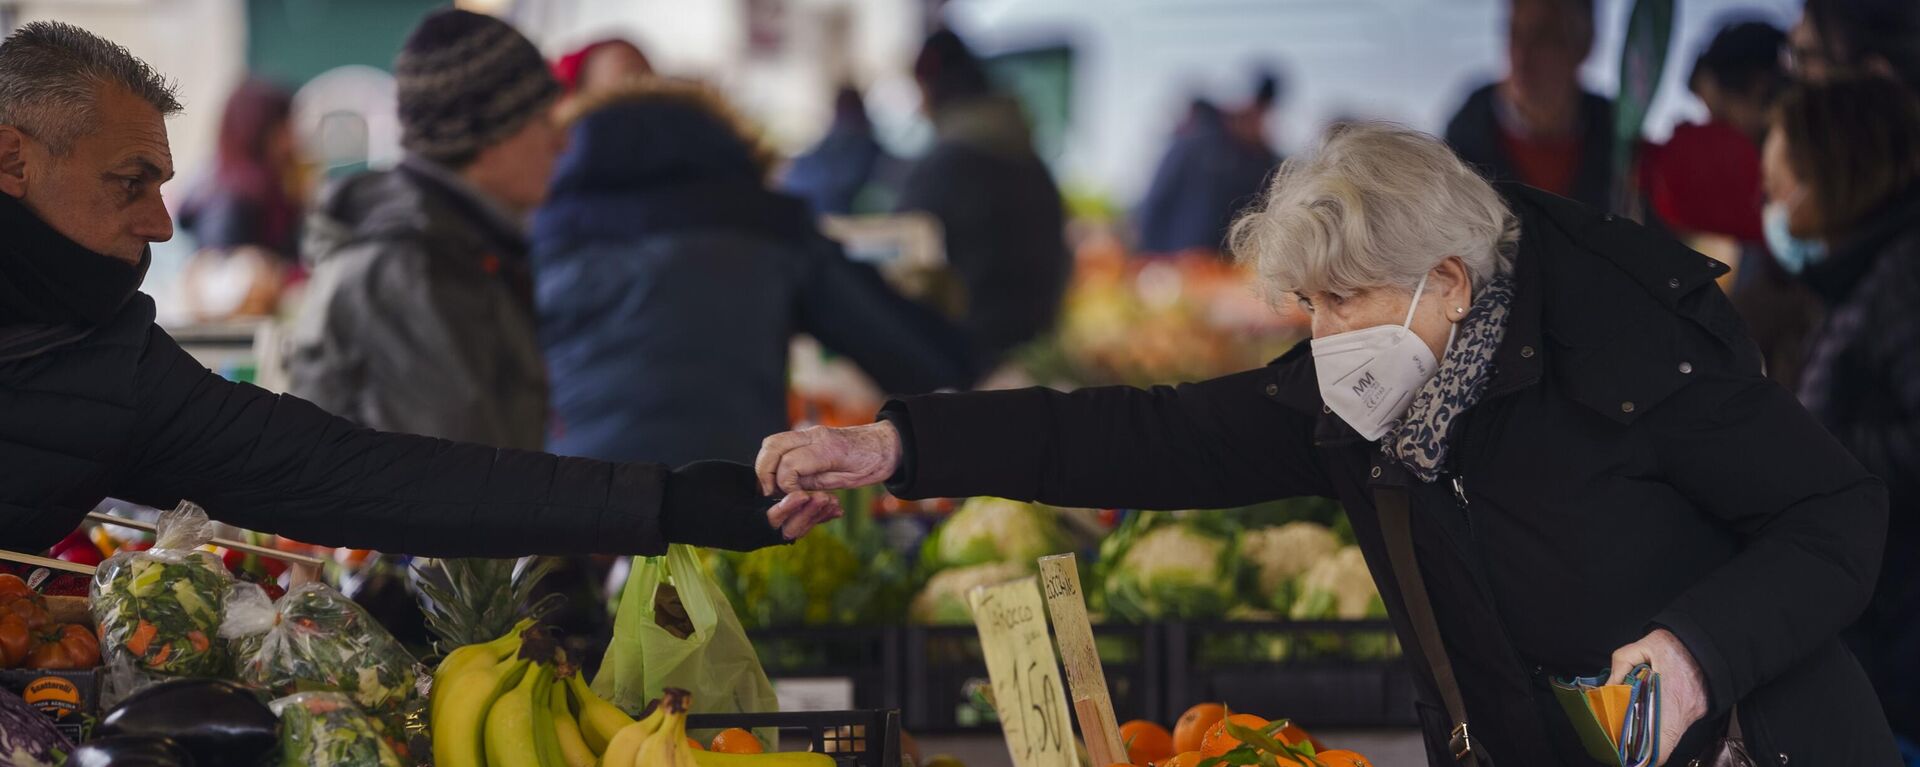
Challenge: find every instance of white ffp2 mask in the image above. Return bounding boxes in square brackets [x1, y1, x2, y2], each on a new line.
[1311, 274, 1449, 441]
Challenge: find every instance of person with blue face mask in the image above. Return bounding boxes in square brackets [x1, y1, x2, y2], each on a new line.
[1764, 77, 1920, 756]
[756, 122, 1901, 765]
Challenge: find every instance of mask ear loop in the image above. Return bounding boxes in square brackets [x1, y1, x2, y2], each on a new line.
[1402, 272, 1431, 328]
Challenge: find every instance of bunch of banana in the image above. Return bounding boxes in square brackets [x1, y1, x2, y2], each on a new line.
[596, 688, 835, 767]
[432, 621, 641, 767]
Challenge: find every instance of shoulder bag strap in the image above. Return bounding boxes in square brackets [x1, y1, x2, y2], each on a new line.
[1376, 485, 1480, 764]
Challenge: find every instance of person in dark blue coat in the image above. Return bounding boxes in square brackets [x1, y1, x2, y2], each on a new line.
[781, 86, 898, 216]
[532, 79, 978, 467]
[1135, 98, 1280, 257]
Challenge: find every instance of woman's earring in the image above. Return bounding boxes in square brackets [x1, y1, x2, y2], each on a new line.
[1454, 307, 1465, 315]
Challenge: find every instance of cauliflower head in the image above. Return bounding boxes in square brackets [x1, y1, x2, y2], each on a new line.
[1103, 523, 1236, 621]
[1239, 521, 1341, 609]
[930, 497, 1068, 570]
[909, 561, 1034, 624]
[1289, 546, 1382, 621]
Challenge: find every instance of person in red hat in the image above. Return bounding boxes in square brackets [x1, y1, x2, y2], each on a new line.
[554, 38, 653, 96]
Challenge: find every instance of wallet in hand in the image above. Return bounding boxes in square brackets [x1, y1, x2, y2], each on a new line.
[1551, 664, 1662, 767]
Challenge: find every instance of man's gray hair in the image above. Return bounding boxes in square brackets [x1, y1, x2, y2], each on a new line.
[1228, 121, 1520, 304]
[0, 21, 180, 153]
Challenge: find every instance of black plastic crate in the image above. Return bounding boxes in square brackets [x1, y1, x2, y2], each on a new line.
[903, 623, 1162, 734]
[748, 626, 904, 711]
[688, 709, 902, 767]
[1163, 620, 1418, 728]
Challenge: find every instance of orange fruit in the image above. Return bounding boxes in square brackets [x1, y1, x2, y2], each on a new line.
[1200, 714, 1270, 757]
[1119, 720, 1175, 765]
[711, 728, 764, 754]
[1172, 703, 1226, 754]
[1313, 750, 1374, 767]
[1273, 721, 1314, 748]
[1162, 751, 1203, 767]
[686, 737, 706, 751]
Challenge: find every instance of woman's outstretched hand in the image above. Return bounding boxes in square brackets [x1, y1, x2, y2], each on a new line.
[756, 422, 903, 495]
[1607, 628, 1710, 766]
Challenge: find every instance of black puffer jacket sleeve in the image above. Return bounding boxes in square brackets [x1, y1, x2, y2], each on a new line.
[880, 363, 1334, 508]
[113, 325, 675, 557]
[1647, 372, 1887, 716]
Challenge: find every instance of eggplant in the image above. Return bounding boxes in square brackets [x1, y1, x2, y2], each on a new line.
[67, 735, 196, 767]
[97, 679, 278, 767]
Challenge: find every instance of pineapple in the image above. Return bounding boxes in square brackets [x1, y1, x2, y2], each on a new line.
[410, 557, 560, 656]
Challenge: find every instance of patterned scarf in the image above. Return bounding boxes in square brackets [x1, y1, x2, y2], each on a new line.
[1382, 274, 1516, 482]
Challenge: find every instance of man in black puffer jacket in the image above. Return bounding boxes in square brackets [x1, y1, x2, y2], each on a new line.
[0, 22, 841, 558]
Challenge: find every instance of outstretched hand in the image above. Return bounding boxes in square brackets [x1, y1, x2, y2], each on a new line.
[755, 422, 903, 495]
[766, 491, 844, 540]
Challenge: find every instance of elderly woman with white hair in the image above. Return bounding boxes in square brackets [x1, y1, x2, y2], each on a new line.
[756, 123, 1897, 765]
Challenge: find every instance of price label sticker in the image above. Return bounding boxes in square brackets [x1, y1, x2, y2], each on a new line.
[969, 577, 1076, 767]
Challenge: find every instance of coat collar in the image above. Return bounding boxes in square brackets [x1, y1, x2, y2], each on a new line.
[0, 192, 150, 361]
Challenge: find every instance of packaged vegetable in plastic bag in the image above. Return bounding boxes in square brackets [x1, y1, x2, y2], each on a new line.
[90, 502, 232, 692]
[222, 582, 424, 745]
[270, 692, 405, 767]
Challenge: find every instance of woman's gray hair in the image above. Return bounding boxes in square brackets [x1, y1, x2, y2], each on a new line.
[1228, 121, 1519, 303]
[0, 21, 180, 154]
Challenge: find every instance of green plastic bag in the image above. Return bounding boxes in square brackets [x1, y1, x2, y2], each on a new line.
[592, 545, 778, 724]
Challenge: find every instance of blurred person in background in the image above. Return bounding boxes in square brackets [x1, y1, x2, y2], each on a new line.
[553, 37, 654, 97]
[174, 79, 305, 321]
[1136, 71, 1285, 258]
[781, 85, 898, 216]
[289, 8, 562, 449]
[1763, 77, 1920, 756]
[896, 29, 1070, 366]
[531, 79, 978, 467]
[1789, 0, 1920, 90]
[1641, 20, 1821, 389]
[0, 21, 839, 563]
[1446, 0, 1615, 209]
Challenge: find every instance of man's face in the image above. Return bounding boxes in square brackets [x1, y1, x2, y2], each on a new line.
[1507, 0, 1590, 106]
[464, 105, 565, 215]
[0, 85, 173, 263]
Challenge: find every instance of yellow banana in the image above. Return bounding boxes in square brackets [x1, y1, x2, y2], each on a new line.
[432, 621, 530, 724]
[596, 719, 656, 767]
[485, 662, 552, 767]
[551, 682, 596, 767]
[532, 667, 570, 767]
[593, 699, 664, 766]
[569, 673, 636, 753]
[434, 655, 531, 767]
[691, 752, 838, 767]
[629, 689, 698, 767]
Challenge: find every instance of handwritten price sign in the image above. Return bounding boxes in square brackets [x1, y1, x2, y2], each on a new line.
[969, 577, 1076, 767]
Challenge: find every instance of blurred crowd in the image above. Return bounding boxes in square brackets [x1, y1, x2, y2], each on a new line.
[161, 0, 1919, 753]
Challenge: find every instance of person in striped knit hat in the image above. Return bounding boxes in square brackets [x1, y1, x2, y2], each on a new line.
[289, 7, 565, 450]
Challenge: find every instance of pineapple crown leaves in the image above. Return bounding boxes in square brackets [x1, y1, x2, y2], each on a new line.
[410, 556, 564, 655]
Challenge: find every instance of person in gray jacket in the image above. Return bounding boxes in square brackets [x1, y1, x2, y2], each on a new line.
[289, 9, 562, 449]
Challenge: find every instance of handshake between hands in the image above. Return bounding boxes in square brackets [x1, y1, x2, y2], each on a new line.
[755, 422, 904, 542]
